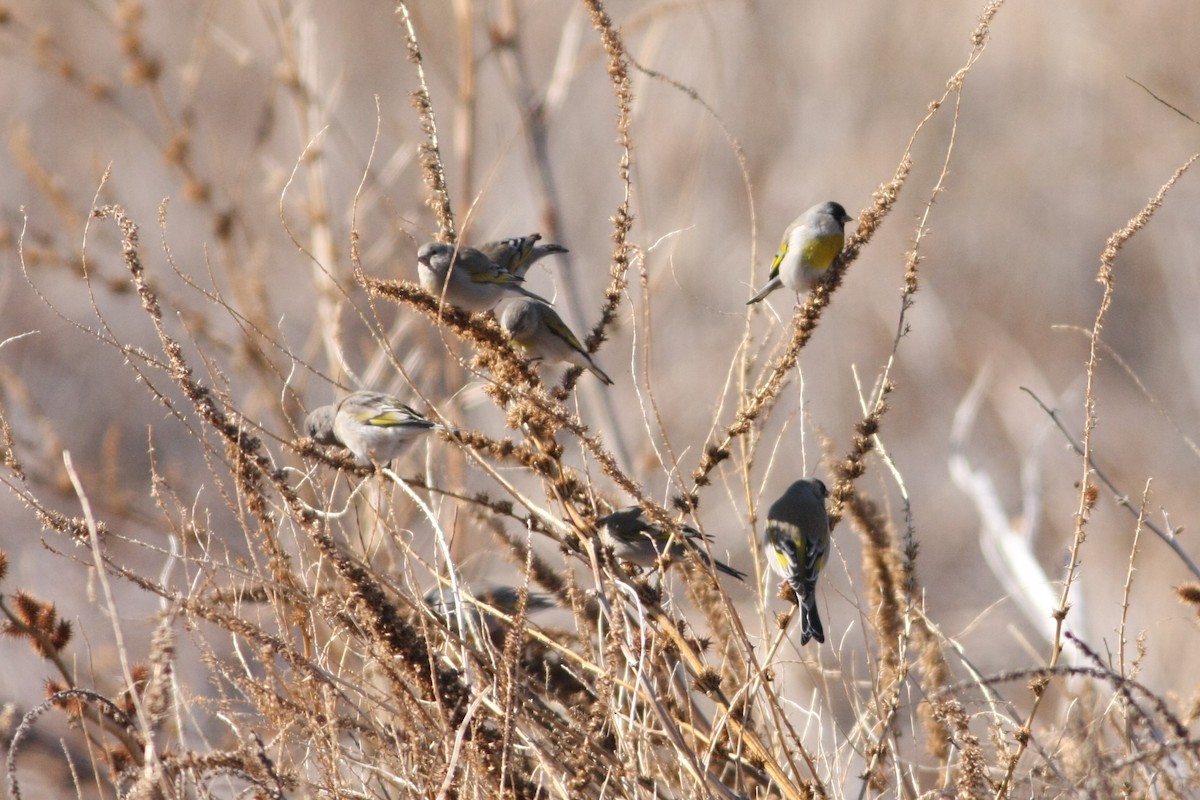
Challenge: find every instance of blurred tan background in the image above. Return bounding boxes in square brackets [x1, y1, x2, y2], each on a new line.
[1, 0, 1199, 787]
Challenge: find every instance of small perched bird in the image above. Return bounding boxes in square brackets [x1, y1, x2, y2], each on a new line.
[423, 584, 554, 642]
[500, 299, 613, 385]
[417, 241, 551, 312]
[763, 478, 831, 645]
[478, 233, 568, 279]
[304, 390, 444, 464]
[747, 201, 853, 305]
[596, 506, 745, 581]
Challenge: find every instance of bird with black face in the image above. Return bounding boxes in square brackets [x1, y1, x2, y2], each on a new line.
[747, 201, 853, 305]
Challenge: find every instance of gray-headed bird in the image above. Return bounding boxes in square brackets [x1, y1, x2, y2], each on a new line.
[417, 241, 551, 312]
[478, 233, 568, 279]
[500, 299, 613, 385]
[747, 202, 853, 305]
[597, 506, 745, 581]
[305, 390, 444, 464]
[423, 584, 554, 642]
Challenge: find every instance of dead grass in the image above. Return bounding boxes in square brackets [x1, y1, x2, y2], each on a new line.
[1, 1, 1199, 798]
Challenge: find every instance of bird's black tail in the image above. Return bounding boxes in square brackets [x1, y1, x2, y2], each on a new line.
[685, 536, 746, 582]
[799, 591, 824, 645]
[712, 558, 747, 582]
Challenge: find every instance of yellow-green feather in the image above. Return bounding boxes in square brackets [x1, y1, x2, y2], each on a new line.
[802, 233, 846, 272]
[546, 314, 585, 352]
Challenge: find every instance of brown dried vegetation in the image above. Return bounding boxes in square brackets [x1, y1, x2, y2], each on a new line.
[1, 1, 1199, 798]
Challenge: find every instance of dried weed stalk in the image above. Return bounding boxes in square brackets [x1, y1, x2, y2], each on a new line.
[4, 1, 1200, 799]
